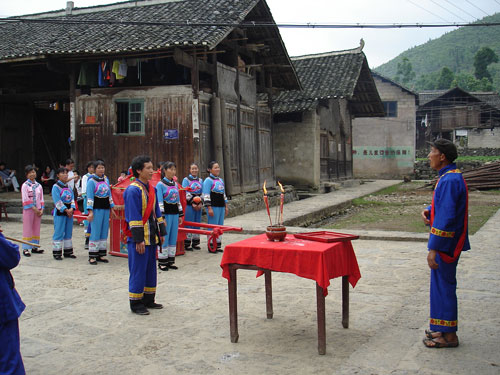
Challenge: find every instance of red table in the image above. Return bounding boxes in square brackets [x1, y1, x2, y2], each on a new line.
[220, 233, 361, 355]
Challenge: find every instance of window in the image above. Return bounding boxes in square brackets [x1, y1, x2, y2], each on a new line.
[116, 100, 144, 134]
[383, 101, 398, 118]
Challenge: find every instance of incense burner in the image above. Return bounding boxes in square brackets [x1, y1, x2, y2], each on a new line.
[266, 225, 287, 242]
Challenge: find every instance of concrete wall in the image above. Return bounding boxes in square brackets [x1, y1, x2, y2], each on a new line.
[273, 110, 320, 188]
[468, 128, 500, 148]
[352, 77, 416, 179]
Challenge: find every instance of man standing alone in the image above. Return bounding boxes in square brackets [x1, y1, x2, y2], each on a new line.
[124, 156, 166, 315]
[421, 139, 470, 348]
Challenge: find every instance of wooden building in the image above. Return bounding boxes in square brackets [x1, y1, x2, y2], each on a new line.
[353, 72, 418, 179]
[417, 87, 500, 149]
[271, 45, 384, 189]
[0, 0, 300, 193]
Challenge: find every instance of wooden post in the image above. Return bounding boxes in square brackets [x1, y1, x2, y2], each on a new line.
[342, 275, 349, 328]
[234, 47, 244, 190]
[228, 265, 239, 343]
[264, 270, 273, 319]
[69, 66, 77, 165]
[211, 95, 224, 178]
[220, 97, 235, 196]
[316, 282, 326, 355]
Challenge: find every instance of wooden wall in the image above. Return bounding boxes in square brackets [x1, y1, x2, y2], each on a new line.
[76, 86, 194, 184]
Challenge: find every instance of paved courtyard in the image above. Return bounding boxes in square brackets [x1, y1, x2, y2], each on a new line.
[2, 191, 499, 374]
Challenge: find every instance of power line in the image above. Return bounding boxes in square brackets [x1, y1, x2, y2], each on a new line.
[2, 17, 500, 28]
[443, 0, 479, 21]
[428, 0, 468, 22]
[407, 0, 451, 23]
[464, 0, 490, 17]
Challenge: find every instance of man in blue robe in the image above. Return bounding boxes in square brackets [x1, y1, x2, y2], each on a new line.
[0, 229, 26, 374]
[124, 156, 166, 315]
[421, 139, 470, 348]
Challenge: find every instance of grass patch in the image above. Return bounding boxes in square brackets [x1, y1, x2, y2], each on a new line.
[321, 184, 500, 234]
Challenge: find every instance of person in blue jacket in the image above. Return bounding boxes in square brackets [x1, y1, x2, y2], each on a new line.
[124, 155, 166, 315]
[86, 160, 115, 265]
[421, 139, 470, 349]
[202, 161, 228, 253]
[156, 162, 183, 271]
[181, 163, 203, 251]
[51, 168, 76, 260]
[0, 229, 26, 375]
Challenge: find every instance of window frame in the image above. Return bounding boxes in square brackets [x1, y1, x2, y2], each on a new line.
[382, 101, 398, 118]
[115, 99, 145, 135]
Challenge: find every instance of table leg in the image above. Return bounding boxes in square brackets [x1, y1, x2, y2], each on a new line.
[316, 283, 326, 355]
[228, 266, 239, 343]
[264, 270, 273, 319]
[342, 275, 349, 329]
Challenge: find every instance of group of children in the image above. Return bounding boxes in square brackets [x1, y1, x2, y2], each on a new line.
[20, 159, 228, 269]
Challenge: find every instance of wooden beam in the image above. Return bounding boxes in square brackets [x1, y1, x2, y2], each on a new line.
[173, 48, 214, 75]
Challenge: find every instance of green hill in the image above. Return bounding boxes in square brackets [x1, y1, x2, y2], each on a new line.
[375, 13, 500, 91]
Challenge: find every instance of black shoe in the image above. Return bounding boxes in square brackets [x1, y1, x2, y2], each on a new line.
[158, 263, 169, 271]
[88, 257, 97, 265]
[191, 240, 201, 250]
[53, 255, 63, 260]
[184, 240, 192, 251]
[64, 254, 77, 259]
[31, 248, 44, 254]
[96, 256, 109, 263]
[168, 264, 178, 270]
[23, 249, 31, 257]
[131, 306, 150, 315]
[144, 302, 163, 309]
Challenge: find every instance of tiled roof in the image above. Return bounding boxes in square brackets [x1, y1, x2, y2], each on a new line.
[272, 48, 373, 114]
[371, 71, 417, 97]
[0, 0, 259, 60]
[419, 88, 500, 110]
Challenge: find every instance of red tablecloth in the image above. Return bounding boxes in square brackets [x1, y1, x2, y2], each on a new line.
[220, 234, 361, 296]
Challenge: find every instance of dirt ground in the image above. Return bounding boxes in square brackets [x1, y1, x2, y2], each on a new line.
[321, 182, 500, 234]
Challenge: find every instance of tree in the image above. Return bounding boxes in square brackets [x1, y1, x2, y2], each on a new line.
[394, 57, 416, 86]
[437, 67, 455, 89]
[451, 72, 494, 91]
[473, 47, 499, 82]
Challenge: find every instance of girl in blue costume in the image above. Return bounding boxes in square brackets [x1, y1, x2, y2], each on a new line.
[86, 160, 115, 265]
[81, 161, 95, 250]
[51, 168, 76, 260]
[181, 163, 203, 251]
[0, 230, 26, 375]
[156, 162, 183, 271]
[202, 161, 228, 253]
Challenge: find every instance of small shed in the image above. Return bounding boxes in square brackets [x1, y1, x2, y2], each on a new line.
[417, 88, 500, 149]
[271, 44, 384, 189]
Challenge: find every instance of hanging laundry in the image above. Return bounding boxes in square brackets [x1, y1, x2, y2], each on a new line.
[78, 63, 98, 87]
[98, 61, 111, 87]
[112, 60, 126, 80]
[118, 59, 128, 78]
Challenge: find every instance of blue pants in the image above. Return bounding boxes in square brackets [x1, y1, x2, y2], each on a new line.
[185, 204, 202, 229]
[159, 214, 178, 259]
[89, 209, 110, 257]
[128, 241, 157, 300]
[0, 319, 25, 375]
[90, 209, 110, 241]
[207, 206, 225, 245]
[83, 195, 89, 232]
[430, 252, 459, 332]
[53, 214, 73, 255]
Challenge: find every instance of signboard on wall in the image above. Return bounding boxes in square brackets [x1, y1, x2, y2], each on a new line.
[70, 102, 76, 141]
[456, 129, 468, 137]
[164, 129, 179, 140]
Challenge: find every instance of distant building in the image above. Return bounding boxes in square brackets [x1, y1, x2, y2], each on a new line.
[271, 44, 384, 190]
[352, 72, 418, 179]
[417, 88, 500, 149]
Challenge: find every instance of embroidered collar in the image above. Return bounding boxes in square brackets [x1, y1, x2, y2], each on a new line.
[26, 179, 38, 187]
[188, 174, 199, 181]
[210, 173, 219, 180]
[93, 175, 105, 182]
[56, 180, 68, 188]
[162, 177, 175, 186]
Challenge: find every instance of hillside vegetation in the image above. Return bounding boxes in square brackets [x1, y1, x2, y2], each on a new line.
[375, 13, 500, 92]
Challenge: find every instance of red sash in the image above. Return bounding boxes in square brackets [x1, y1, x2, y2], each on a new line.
[123, 182, 156, 242]
[430, 171, 468, 263]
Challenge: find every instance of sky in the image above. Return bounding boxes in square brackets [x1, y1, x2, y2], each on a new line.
[1, 0, 499, 68]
